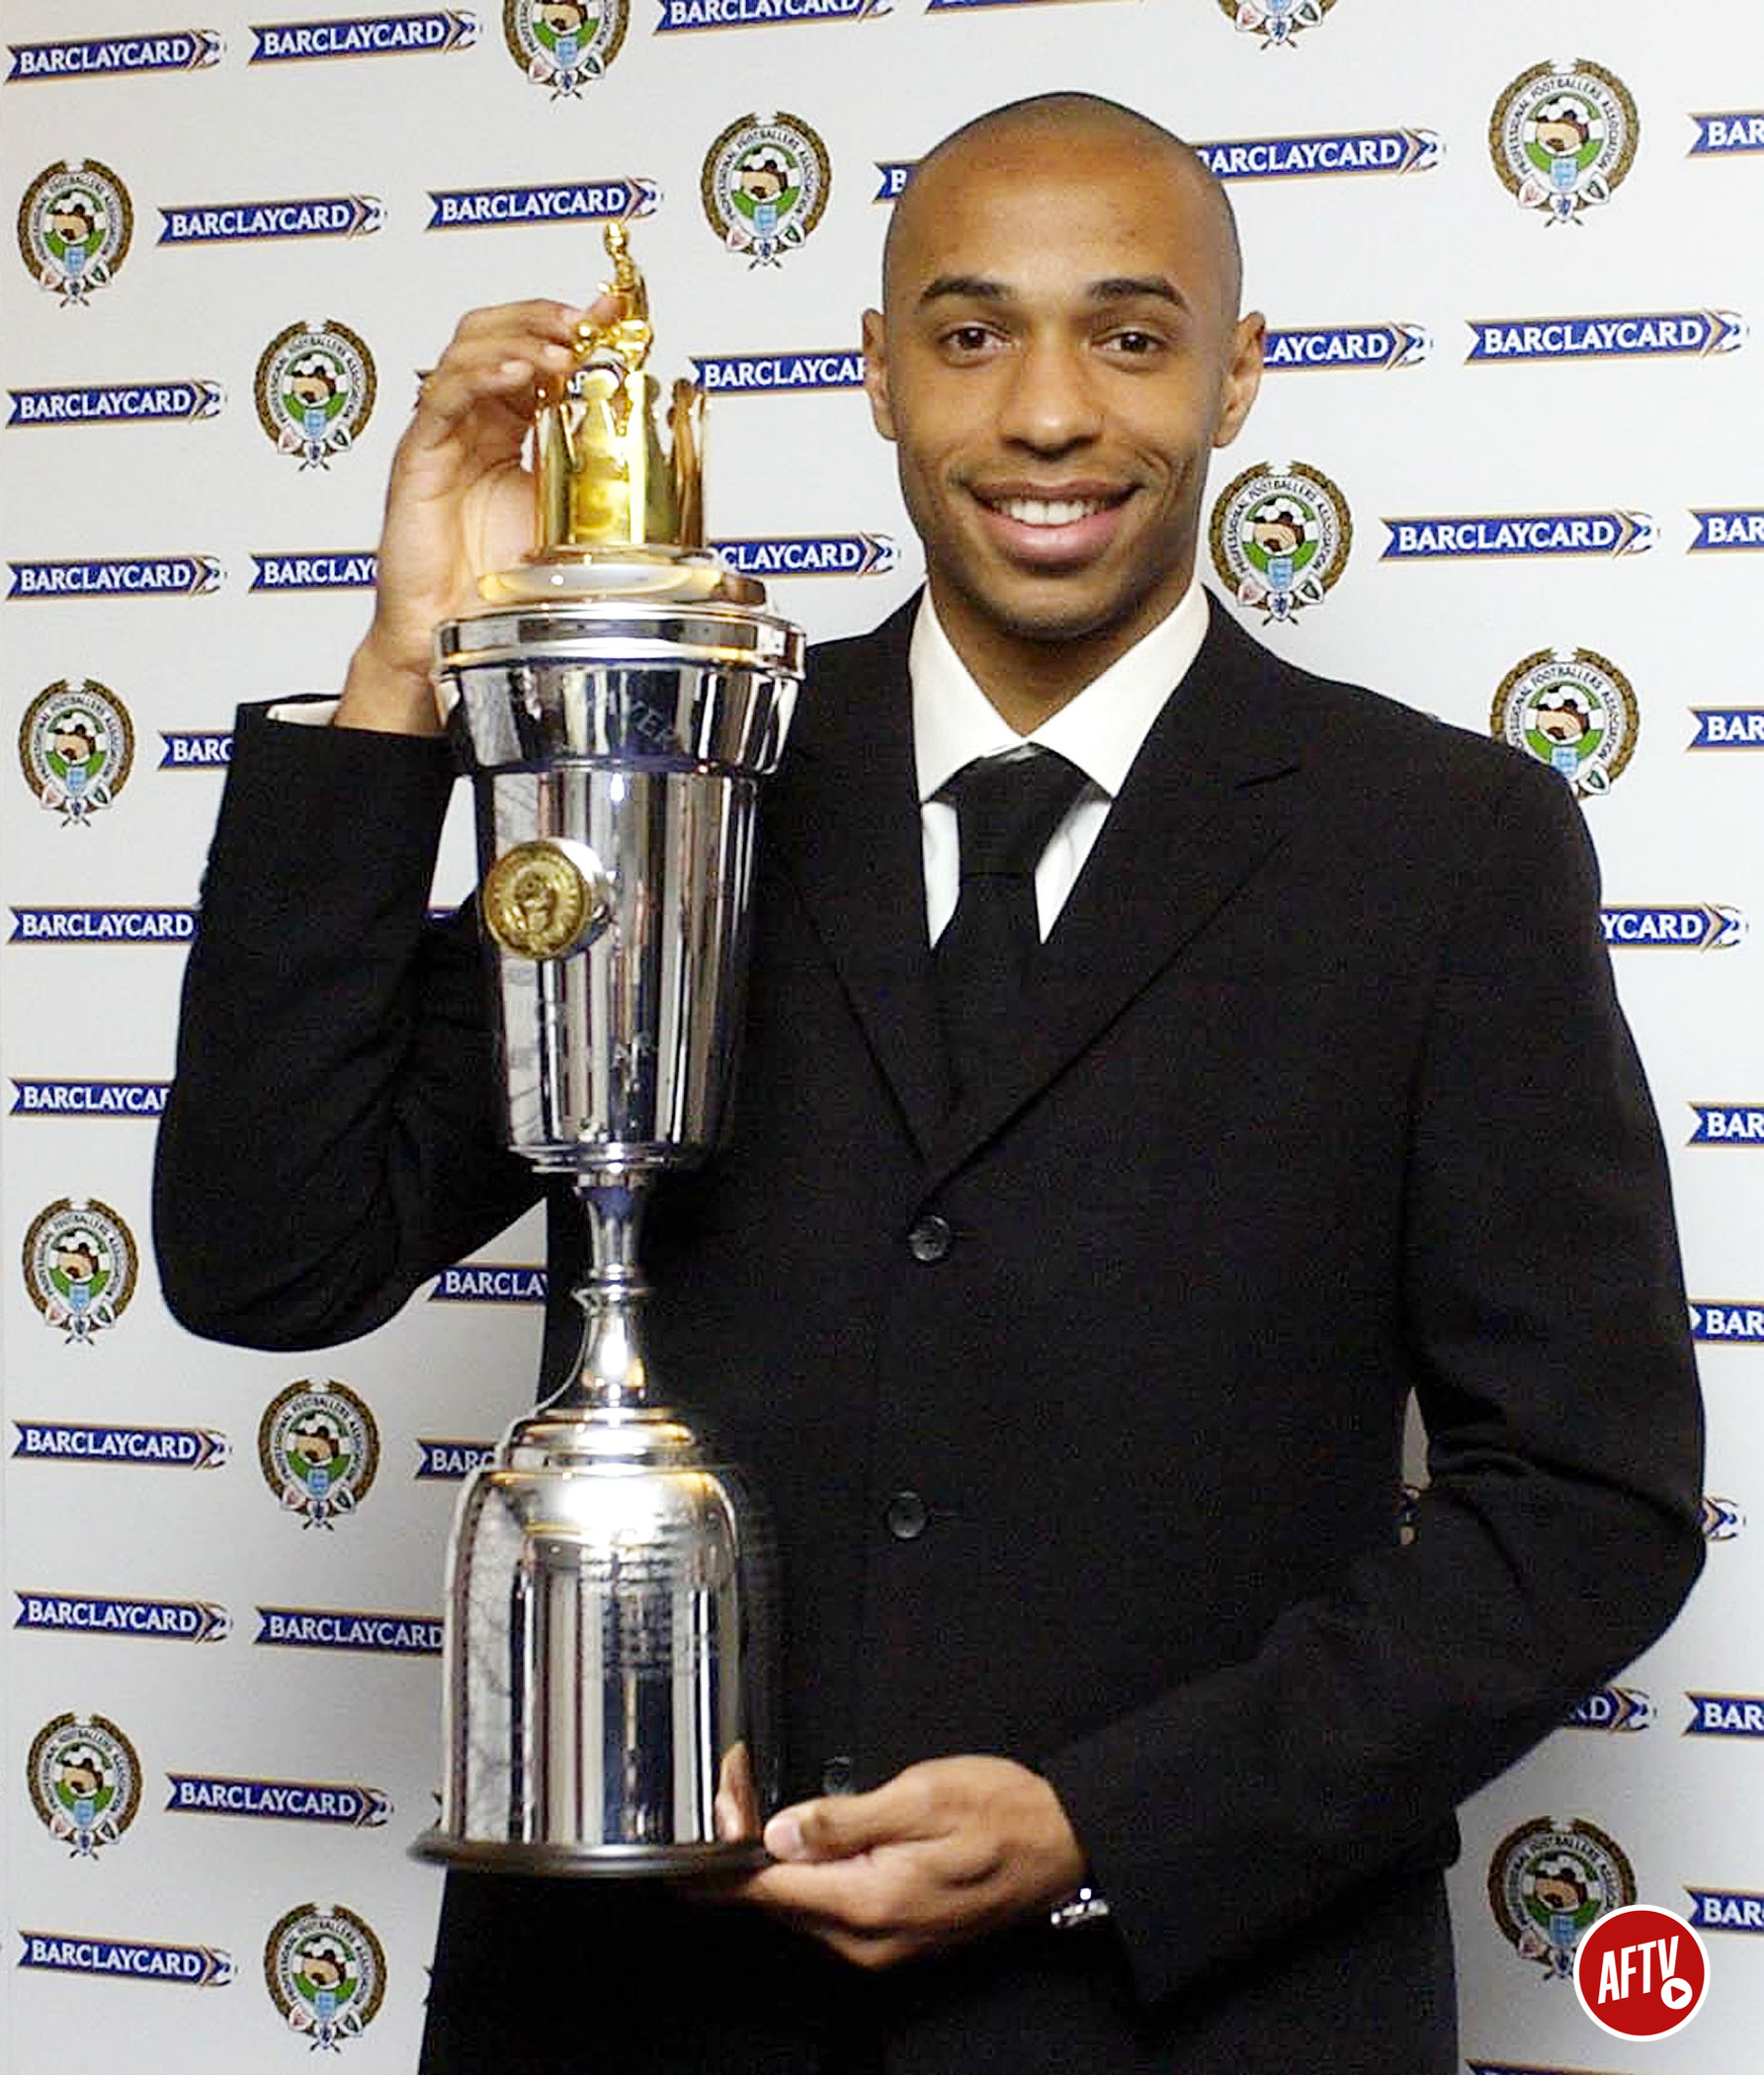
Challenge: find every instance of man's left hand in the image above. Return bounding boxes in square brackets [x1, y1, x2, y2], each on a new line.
[727, 1755, 1087, 1969]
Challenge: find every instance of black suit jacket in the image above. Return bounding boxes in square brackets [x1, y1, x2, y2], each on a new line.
[157, 597, 1704, 2073]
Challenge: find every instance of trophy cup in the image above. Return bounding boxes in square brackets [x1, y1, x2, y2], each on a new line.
[413, 223, 803, 1875]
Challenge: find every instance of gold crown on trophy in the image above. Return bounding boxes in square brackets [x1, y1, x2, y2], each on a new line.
[482, 220, 735, 603]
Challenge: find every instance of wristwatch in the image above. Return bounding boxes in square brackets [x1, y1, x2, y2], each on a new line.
[1048, 1884, 1112, 1931]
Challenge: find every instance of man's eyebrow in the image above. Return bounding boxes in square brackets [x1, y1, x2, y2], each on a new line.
[915, 274, 1190, 311]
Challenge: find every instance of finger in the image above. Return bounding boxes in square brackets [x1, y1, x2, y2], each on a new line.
[450, 298, 590, 348]
[765, 1773, 942, 1864]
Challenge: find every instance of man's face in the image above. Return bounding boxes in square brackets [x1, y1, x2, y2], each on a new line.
[862, 120, 1262, 686]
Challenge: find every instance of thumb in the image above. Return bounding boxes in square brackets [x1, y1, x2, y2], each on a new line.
[764, 1781, 925, 1865]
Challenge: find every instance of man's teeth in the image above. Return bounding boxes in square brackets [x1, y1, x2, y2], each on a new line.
[996, 496, 1110, 527]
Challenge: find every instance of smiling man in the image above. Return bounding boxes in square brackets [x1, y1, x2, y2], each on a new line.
[158, 94, 1703, 2075]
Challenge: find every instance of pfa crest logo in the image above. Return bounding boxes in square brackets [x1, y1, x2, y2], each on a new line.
[702, 112, 831, 267]
[1209, 461, 1352, 622]
[502, 0, 625, 95]
[19, 681, 133, 826]
[1492, 647, 1638, 796]
[1489, 1817, 1636, 1979]
[265, 1903, 385, 2052]
[28, 1712, 141, 1859]
[17, 159, 133, 303]
[259, 1380, 379, 1530]
[24, 1199, 137, 1345]
[254, 320, 376, 470]
[1491, 61, 1638, 224]
[1219, 0, 1336, 48]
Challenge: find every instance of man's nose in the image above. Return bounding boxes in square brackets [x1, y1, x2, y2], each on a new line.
[997, 338, 1103, 453]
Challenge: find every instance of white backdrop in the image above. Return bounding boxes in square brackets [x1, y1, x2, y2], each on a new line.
[4, 2, 1762, 2066]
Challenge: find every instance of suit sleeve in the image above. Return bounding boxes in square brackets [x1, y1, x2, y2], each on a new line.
[1041, 752, 1705, 2007]
[153, 704, 541, 1349]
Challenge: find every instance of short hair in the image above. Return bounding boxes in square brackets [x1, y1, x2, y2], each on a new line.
[882, 92, 1242, 317]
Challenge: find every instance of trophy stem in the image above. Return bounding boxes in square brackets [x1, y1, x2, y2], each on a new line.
[548, 1171, 655, 1415]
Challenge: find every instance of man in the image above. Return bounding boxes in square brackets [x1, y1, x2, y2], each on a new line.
[156, 94, 1704, 2072]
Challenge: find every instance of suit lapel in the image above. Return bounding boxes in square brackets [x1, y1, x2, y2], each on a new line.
[922, 602, 1303, 1187]
[765, 601, 954, 1155]
[767, 596, 1306, 1182]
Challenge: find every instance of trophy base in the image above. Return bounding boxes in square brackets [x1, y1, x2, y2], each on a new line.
[409, 1830, 770, 1880]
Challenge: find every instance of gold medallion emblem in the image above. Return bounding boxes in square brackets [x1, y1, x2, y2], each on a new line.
[482, 841, 607, 958]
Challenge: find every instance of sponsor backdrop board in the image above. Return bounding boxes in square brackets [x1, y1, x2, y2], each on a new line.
[3, 0, 1762, 2066]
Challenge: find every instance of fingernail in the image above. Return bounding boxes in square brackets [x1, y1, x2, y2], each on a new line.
[764, 1811, 805, 1862]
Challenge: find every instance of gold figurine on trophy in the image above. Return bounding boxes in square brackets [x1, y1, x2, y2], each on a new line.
[481, 219, 728, 603]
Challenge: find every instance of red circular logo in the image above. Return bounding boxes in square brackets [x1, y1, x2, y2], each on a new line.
[1572, 1902, 1709, 2038]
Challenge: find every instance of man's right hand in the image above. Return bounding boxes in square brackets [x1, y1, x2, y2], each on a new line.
[335, 296, 618, 734]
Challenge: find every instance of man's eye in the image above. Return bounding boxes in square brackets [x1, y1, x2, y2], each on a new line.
[1107, 330, 1162, 357]
[942, 325, 994, 354]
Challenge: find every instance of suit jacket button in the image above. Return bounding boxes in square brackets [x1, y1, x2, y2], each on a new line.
[821, 1755, 854, 1794]
[885, 1490, 929, 1540]
[906, 1214, 952, 1263]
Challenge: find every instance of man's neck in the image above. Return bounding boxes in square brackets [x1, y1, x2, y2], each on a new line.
[929, 577, 1196, 734]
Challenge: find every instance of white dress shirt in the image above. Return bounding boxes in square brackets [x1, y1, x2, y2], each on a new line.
[910, 581, 1211, 946]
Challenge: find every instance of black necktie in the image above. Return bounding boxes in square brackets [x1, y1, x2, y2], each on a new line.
[934, 749, 1087, 1100]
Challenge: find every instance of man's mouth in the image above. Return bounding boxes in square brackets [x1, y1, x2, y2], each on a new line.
[990, 494, 1121, 529]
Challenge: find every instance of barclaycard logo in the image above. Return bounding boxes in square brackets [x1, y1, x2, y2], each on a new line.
[656, 0, 885, 30]
[431, 1263, 546, 1302]
[1600, 904, 1744, 950]
[1468, 310, 1745, 362]
[1565, 1686, 1652, 1732]
[8, 555, 220, 598]
[16, 1593, 229, 1640]
[17, 1934, 232, 1986]
[7, 30, 222, 79]
[1193, 128, 1440, 181]
[161, 730, 232, 766]
[875, 162, 913, 202]
[159, 196, 380, 245]
[1383, 511, 1652, 560]
[1704, 1495, 1746, 1539]
[715, 534, 896, 577]
[7, 380, 222, 426]
[166, 1774, 390, 1825]
[1691, 510, 1764, 549]
[1690, 1105, 1764, 1144]
[251, 10, 475, 60]
[10, 908, 195, 942]
[427, 178, 657, 229]
[1687, 1888, 1764, 1932]
[255, 1606, 443, 1655]
[251, 551, 378, 590]
[1691, 708, 1764, 747]
[1686, 1694, 1764, 1737]
[1690, 1300, 1764, 1341]
[415, 1438, 494, 1478]
[14, 1421, 227, 1465]
[12, 1080, 169, 1115]
[1264, 324, 1429, 372]
[1691, 112, 1764, 154]
[692, 350, 864, 391]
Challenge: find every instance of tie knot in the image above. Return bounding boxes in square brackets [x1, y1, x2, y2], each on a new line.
[946, 750, 1086, 879]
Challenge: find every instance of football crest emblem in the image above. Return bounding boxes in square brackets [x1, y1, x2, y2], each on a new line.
[19, 680, 133, 825]
[502, 0, 625, 94]
[1491, 61, 1638, 224]
[23, 1199, 137, 1344]
[1489, 1817, 1637, 1978]
[265, 1903, 385, 2051]
[259, 1380, 379, 1529]
[1492, 647, 1638, 795]
[702, 113, 831, 267]
[17, 159, 133, 302]
[1209, 461, 1352, 622]
[1218, 0, 1337, 48]
[254, 320, 376, 469]
[28, 1712, 141, 1858]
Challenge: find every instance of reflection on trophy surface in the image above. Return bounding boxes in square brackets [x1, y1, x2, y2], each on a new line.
[414, 221, 803, 1876]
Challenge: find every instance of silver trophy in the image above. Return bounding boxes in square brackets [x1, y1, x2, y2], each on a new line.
[413, 225, 803, 1875]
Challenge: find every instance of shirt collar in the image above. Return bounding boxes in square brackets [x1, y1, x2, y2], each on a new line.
[910, 580, 1210, 806]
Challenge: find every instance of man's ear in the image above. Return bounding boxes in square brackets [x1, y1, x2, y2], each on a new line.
[861, 308, 896, 443]
[1214, 311, 1266, 452]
